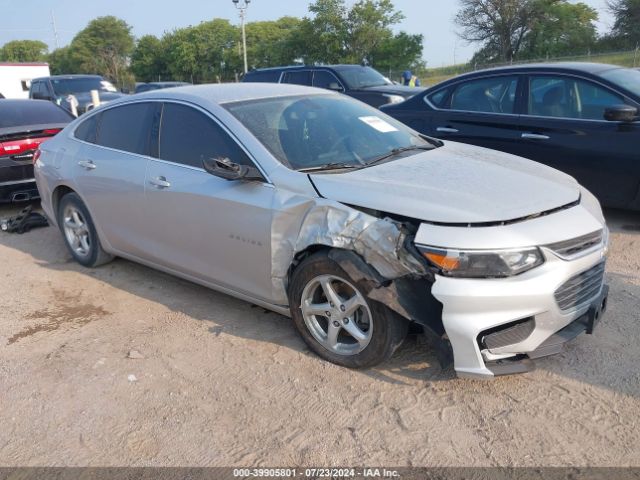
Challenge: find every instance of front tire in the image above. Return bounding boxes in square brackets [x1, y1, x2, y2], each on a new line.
[58, 192, 113, 268]
[289, 251, 407, 368]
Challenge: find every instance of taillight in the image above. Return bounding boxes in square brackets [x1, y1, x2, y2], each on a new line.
[0, 138, 47, 159]
[42, 129, 62, 135]
[33, 147, 42, 164]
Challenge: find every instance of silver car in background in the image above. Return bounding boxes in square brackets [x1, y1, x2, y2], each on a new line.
[34, 84, 610, 379]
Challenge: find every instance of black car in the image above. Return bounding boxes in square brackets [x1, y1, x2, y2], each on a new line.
[29, 75, 125, 115]
[381, 62, 640, 210]
[242, 64, 423, 108]
[135, 81, 191, 94]
[0, 100, 73, 202]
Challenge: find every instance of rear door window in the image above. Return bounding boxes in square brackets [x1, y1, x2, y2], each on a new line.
[312, 70, 342, 90]
[159, 103, 251, 169]
[450, 76, 519, 113]
[281, 70, 312, 86]
[528, 75, 625, 120]
[96, 102, 156, 155]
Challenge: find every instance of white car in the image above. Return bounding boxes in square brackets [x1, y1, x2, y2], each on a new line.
[34, 84, 609, 379]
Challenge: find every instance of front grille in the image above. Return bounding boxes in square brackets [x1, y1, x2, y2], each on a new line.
[554, 262, 605, 312]
[546, 230, 603, 258]
[480, 318, 536, 350]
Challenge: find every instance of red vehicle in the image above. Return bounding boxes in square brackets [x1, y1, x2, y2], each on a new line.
[0, 99, 73, 202]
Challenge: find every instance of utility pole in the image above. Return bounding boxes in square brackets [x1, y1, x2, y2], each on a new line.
[51, 10, 60, 49]
[232, 0, 251, 74]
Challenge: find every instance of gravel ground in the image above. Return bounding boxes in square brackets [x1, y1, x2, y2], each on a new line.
[0, 202, 638, 467]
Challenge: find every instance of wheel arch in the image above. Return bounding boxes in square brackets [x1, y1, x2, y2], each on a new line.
[288, 246, 445, 338]
[51, 184, 115, 255]
[51, 184, 76, 218]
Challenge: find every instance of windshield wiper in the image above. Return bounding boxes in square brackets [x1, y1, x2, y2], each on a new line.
[365, 145, 433, 167]
[298, 163, 362, 173]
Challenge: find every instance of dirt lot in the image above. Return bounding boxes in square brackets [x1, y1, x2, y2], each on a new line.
[0, 202, 638, 467]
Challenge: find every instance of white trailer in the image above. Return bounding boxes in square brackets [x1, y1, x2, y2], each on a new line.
[0, 63, 51, 99]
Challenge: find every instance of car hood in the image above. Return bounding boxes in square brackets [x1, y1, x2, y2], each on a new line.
[356, 84, 425, 98]
[309, 141, 581, 224]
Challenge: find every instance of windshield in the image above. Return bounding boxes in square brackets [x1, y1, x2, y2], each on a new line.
[224, 94, 435, 171]
[51, 78, 118, 96]
[598, 68, 640, 98]
[333, 66, 392, 89]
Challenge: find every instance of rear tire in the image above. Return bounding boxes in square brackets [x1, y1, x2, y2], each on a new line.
[289, 251, 407, 368]
[57, 192, 113, 268]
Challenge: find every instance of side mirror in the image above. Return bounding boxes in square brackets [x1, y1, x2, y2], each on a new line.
[604, 105, 638, 123]
[202, 157, 264, 182]
[328, 82, 343, 92]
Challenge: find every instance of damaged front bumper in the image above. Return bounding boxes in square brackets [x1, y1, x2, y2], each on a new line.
[430, 246, 608, 379]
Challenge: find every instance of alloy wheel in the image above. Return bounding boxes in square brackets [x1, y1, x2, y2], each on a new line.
[300, 275, 373, 356]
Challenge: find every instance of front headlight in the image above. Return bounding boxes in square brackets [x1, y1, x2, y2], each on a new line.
[416, 245, 544, 278]
[383, 94, 406, 105]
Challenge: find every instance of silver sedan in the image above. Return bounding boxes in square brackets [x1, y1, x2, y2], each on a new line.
[34, 84, 609, 378]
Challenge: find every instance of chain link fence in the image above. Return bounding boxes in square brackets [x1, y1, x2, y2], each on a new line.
[406, 48, 640, 87]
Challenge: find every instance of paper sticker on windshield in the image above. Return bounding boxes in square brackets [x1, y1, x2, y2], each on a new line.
[359, 116, 398, 133]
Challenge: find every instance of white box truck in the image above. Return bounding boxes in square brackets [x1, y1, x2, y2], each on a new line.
[0, 63, 51, 99]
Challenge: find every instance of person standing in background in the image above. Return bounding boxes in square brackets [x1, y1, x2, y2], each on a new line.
[402, 70, 421, 87]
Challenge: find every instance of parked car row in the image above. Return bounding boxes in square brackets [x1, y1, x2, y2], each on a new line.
[1, 61, 633, 381]
[31, 82, 611, 379]
[381, 63, 640, 210]
[242, 64, 422, 108]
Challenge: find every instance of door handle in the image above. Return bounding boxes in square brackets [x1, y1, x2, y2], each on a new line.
[522, 133, 550, 140]
[149, 176, 171, 189]
[436, 127, 459, 133]
[77, 160, 96, 170]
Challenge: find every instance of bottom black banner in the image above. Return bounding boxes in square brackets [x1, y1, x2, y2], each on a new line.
[1, 468, 639, 480]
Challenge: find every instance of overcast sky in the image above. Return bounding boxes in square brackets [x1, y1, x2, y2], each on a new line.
[0, 0, 614, 67]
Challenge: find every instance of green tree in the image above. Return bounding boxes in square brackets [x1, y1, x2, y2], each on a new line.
[48, 46, 75, 74]
[607, 0, 640, 48]
[299, 0, 349, 63]
[66, 16, 135, 86]
[0, 40, 48, 62]
[346, 0, 404, 64]
[295, 0, 422, 69]
[162, 19, 238, 83]
[373, 32, 425, 74]
[456, 0, 537, 63]
[523, 0, 598, 59]
[245, 17, 303, 68]
[457, 0, 598, 64]
[131, 35, 168, 82]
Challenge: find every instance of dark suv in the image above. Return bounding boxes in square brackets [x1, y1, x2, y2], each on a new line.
[29, 75, 125, 115]
[242, 65, 423, 108]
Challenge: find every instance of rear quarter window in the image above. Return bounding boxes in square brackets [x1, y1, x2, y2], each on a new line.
[427, 89, 449, 108]
[243, 71, 282, 83]
[74, 114, 99, 144]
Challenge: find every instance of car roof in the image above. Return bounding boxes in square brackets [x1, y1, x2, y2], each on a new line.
[140, 81, 190, 86]
[130, 82, 334, 104]
[247, 64, 368, 73]
[33, 74, 103, 81]
[439, 62, 626, 85]
[0, 99, 59, 108]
